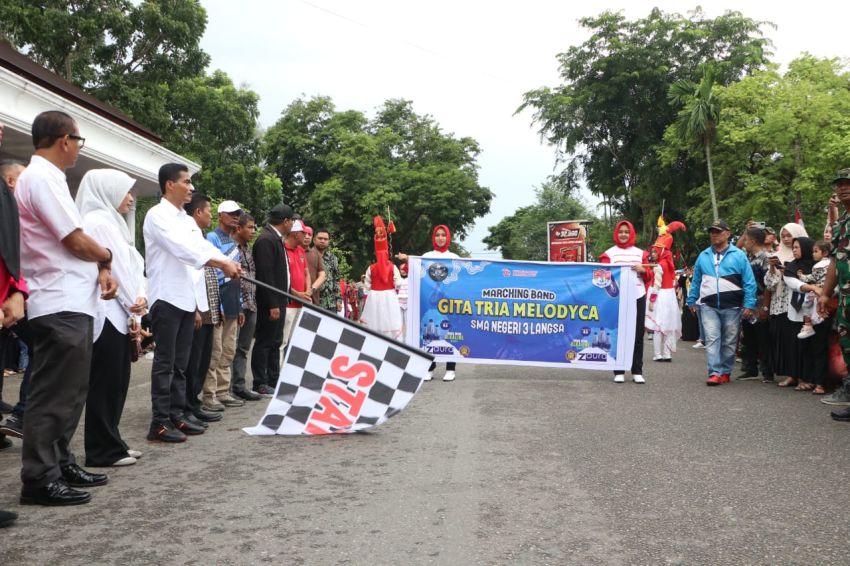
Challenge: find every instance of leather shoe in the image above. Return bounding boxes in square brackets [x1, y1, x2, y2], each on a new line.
[0, 508, 17, 526]
[61, 463, 108, 487]
[147, 421, 187, 443]
[233, 388, 262, 401]
[191, 409, 223, 423]
[20, 479, 91, 506]
[182, 412, 209, 429]
[830, 406, 850, 421]
[172, 417, 205, 435]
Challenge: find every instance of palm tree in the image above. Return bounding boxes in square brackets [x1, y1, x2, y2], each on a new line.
[669, 65, 721, 221]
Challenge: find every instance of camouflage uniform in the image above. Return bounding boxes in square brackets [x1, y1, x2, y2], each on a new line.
[831, 211, 850, 367]
[318, 250, 342, 312]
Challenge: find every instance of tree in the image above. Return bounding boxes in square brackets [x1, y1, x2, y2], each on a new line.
[668, 65, 722, 220]
[518, 8, 772, 240]
[660, 55, 850, 239]
[264, 98, 492, 275]
[484, 177, 596, 261]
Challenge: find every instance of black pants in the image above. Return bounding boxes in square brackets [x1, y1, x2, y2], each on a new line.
[428, 362, 456, 372]
[150, 300, 194, 424]
[741, 317, 773, 378]
[85, 320, 131, 466]
[21, 312, 93, 488]
[615, 295, 645, 375]
[185, 323, 213, 413]
[231, 310, 256, 392]
[251, 310, 284, 390]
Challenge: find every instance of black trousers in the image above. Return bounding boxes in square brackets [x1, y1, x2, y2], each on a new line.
[251, 310, 284, 390]
[615, 295, 645, 375]
[741, 317, 774, 378]
[21, 312, 93, 488]
[231, 310, 256, 392]
[150, 300, 194, 423]
[185, 323, 213, 413]
[85, 319, 131, 466]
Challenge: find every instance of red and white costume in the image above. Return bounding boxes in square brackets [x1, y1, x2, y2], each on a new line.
[644, 219, 686, 360]
[360, 216, 403, 338]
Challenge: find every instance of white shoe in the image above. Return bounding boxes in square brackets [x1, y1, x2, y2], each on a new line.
[424, 371, 433, 381]
[633, 374, 645, 384]
[111, 456, 137, 467]
[797, 325, 815, 339]
[127, 449, 142, 459]
[692, 341, 705, 349]
[443, 370, 456, 382]
[652, 354, 663, 361]
[614, 375, 625, 383]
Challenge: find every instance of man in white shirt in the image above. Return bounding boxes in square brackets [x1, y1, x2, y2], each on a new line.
[16, 111, 118, 506]
[143, 163, 241, 443]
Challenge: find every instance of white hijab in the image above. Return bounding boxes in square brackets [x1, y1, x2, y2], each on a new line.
[75, 169, 136, 245]
[777, 222, 808, 263]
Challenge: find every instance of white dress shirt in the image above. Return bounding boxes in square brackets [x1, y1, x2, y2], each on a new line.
[83, 213, 147, 339]
[15, 155, 98, 320]
[143, 199, 226, 312]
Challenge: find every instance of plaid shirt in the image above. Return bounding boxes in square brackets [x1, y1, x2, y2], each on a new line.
[201, 266, 221, 325]
[239, 242, 257, 313]
[319, 249, 342, 310]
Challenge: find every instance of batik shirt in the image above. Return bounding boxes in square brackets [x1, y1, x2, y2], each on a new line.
[238, 243, 257, 313]
[319, 250, 342, 311]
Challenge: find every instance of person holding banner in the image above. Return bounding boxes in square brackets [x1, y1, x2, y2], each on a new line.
[599, 220, 650, 383]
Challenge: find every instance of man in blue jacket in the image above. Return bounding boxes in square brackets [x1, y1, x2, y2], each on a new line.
[687, 219, 757, 385]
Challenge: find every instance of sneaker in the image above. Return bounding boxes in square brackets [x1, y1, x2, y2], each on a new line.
[821, 382, 850, 405]
[0, 414, 23, 439]
[614, 375, 625, 383]
[147, 421, 187, 443]
[706, 374, 730, 386]
[126, 449, 142, 459]
[632, 374, 645, 384]
[201, 399, 225, 412]
[218, 395, 244, 408]
[692, 341, 705, 349]
[442, 370, 456, 382]
[830, 406, 850, 421]
[797, 325, 815, 339]
[254, 385, 275, 397]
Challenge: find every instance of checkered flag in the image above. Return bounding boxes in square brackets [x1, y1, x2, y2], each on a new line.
[244, 308, 433, 436]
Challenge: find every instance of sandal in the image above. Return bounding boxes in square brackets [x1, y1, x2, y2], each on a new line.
[813, 385, 826, 395]
[777, 377, 797, 388]
[795, 382, 815, 391]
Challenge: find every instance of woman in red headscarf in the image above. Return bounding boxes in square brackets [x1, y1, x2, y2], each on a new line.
[420, 225, 461, 381]
[599, 220, 651, 383]
[360, 217, 403, 339]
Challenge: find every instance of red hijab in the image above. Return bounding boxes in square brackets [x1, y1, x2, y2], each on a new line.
[432, 224, 452, 252]
[611, 220, 636, 249]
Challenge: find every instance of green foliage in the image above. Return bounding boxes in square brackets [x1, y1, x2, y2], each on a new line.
[483, 177, 597, 261]
[263, 97, 492, 275]
[662, 55, 850, 243]
[519, 8, 772, 241]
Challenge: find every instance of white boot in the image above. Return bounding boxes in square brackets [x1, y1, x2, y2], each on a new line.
[443, 370, 456, 382]
[424, 370, 433, 381]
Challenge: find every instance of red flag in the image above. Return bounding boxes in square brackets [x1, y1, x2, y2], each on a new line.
[795, 207, 805, 228]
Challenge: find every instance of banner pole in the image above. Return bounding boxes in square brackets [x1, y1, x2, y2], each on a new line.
[242, 276, 433, 361]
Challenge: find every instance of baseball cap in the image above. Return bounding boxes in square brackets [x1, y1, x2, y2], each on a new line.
[267, 204, 293, 224]
[707, 219, 730, 232]
[291, 219, 305, 232]
[217, 200, 241, 214]
[832, 168, 850, 185]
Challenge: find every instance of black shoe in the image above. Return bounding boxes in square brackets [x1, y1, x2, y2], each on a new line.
[761, 376, 775, 383]
[0, 400, 13, 414]
[0, 414, 23, 438]
[735, 372, 760, 381]
[0, 435, 11, 450]
[61, 463, 108, 487]
[20, 479, 91, 506]
[233, 388, 262, 401]
[191, 409, 223, 423]
[0, 508, 17, 526]
[172, 417, 205, 436]
[147, 421, 187, 443]
[830, 406, 850, 421]
[181, 412, 209, 429]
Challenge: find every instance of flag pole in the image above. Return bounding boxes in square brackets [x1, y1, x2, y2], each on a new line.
[243, 276, 433, 361]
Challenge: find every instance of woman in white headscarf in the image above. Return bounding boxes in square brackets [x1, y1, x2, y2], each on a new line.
[764, 222, 808, 386]
[76, 169, 147, 467]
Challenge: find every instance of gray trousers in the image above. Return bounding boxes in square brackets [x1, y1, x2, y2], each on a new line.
[231, 309, 256, 392]
[21, 312, 93, 488]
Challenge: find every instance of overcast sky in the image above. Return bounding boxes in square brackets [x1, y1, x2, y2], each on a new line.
[199, 0, 850, 255]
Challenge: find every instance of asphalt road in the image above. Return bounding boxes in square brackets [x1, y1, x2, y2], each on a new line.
[1, 339, 849, 565]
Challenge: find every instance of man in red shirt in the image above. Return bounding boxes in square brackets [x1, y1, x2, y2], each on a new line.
[283, 220, 312, 348]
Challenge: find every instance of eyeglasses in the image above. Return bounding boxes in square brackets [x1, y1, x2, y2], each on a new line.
[67, 134, 85, 148]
